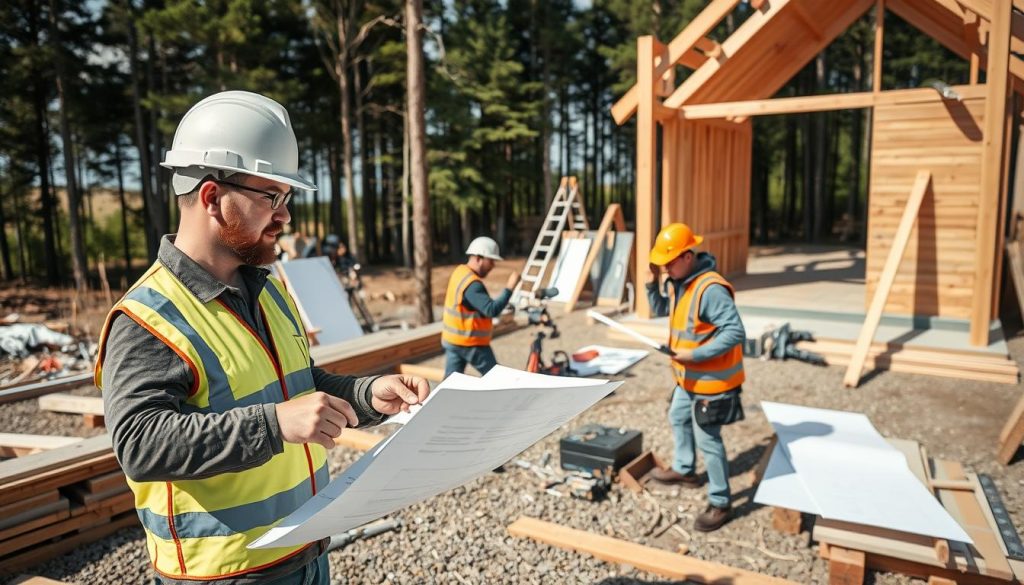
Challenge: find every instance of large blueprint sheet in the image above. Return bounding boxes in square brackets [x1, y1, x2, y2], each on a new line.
[250, 366, 620, 549]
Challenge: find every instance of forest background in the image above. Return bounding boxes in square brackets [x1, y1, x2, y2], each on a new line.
[0, 0, 971, 291]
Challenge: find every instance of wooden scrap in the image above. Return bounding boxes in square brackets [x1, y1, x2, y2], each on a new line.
[771, 507, 802, 535]
[83, 413, 106, 428]
[9, 576, 75, 585]
[37, 393, 104, 416]
[618, 450, 664, 493]
[828, 545, 866, 585]
[0, 433, 82, 458]
[997, 391, 1024, 465]
[507, 516, 797, 584]
[6, 357, 40, 387]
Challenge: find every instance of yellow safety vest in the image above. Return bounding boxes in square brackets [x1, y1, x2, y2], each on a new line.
[441, 264, 493, 347]
[95, 262, 327, 580]
[668, 271, 745, 394]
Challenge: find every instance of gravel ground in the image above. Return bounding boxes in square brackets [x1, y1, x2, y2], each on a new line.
[6, 309, 1023, 585]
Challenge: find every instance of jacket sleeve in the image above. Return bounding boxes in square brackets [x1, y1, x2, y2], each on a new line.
[310, 365, 385, 428]
[692, 284, 746, 362]
[103, 314, 282, 482]
[460, 280, 512, 318]
[645, 282, 671, 318]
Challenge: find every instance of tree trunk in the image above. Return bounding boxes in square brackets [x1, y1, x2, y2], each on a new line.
[355, 61, 374, 262]
[407, 0, 433, 324]
[401, 107, 411, 268]
[125, 11, 157, 260]
[31, 21, 59, 284]
[146, 34, 168, 241]
[115, 144, 132, 279]
[335, 11, 361, 261]
[0, 184, 13, 280]
[49, 0, 87, 291]
[327, 139, 344, 238]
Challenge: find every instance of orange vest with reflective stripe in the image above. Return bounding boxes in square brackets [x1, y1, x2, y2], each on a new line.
[668, 271, 745, 394]
[441, 264, 493, 347]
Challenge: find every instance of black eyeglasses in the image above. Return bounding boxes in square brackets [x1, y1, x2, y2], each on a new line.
[214, 179, 294, 210]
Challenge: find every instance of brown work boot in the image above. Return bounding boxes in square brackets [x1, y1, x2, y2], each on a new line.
[649, 467, 702, 488]
[693, 504, 731, 532]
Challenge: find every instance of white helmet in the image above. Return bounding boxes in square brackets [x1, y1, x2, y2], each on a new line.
[162, 91, 317, 196]
[465, 236, 503, 261]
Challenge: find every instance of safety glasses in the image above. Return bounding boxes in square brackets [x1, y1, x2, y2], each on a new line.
[214, 179, 293, 210]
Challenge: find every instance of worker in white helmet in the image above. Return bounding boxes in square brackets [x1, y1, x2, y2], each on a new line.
[95, 91, 430, 583]
[440, 236, 520, 377]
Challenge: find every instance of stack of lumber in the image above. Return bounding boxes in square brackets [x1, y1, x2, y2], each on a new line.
[798, 338, 1020, 385]
[0, 435, 136, 577]
[812, 439, 1023, 585]
[599, 313, 1019, 384]
[312, 314, 521, 376]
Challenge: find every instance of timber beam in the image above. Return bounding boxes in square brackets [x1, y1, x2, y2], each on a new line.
[674, 85, 987, 120]
[610, 0, 742, 124]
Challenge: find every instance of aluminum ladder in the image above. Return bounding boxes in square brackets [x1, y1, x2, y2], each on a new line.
[511, 176, 589, 307]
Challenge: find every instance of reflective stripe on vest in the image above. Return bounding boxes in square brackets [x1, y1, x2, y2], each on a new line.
[95, 262, 325, 579]
[668, 271, 745, 394]
[441, 264, 493, 347]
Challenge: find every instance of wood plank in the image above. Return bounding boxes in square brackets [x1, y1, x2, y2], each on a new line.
[845, 170, 932, 387]
[0, 491, 59, 523]
[0, 434, 82, 451]
[0, 434, 112, 487]
[829, 545, 866, 585]
[0, 372, 94, 405]
[0, 511, 137, 578]
[933, 460, 1013, 580]
[874, 0, 885, 93]
[1006, 241, 1024, 321]
[635, 36, 658, 320]
[997, 392, 1024, 464]
[971, 0, 1012, 346]
[0, 499, 70, 542]
[8, 577, 74, 585]
[507, 516, 797, 584]
[37, 393, 104, 416]
[84, 470, 126, 494]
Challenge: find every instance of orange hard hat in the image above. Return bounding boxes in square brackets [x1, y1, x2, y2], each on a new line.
[649, 223, 703, 266]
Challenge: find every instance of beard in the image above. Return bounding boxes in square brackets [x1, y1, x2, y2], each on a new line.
[218, 200, 281, 266]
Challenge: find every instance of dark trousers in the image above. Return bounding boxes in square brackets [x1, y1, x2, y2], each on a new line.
[442, 341, 498, 378]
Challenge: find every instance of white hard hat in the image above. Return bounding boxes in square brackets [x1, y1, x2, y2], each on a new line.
[465, 237, 503, 261]
[161, 91, 317, 196]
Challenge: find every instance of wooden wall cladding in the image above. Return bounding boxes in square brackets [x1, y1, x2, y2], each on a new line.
[866, 92, 984, 318]
[661, 118, 752, 278]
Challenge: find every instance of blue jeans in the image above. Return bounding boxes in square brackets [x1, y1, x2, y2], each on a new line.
[264, 554, 330, 585]
[667, 386, 734, 508]
[442, 341, 498, 378]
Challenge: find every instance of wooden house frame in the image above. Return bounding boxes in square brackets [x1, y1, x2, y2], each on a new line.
[614, 0, 1023, 347]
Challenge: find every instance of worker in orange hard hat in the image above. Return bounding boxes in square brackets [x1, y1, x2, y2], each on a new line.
[646, 222, 746, 533]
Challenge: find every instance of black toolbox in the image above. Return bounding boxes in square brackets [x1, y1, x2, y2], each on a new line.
[559, 424, 643, 474]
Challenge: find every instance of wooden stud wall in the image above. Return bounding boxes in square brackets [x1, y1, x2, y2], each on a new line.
[866, 91, 985, 318]
[661, 118, 752, 277]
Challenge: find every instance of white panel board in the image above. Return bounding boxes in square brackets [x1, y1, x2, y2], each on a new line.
[278, 257, 364, 345]
[547, 238, 592, 303]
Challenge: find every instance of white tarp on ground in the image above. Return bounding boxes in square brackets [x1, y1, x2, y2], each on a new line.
[569, 344, 648, 376]
[250, 365, 620, 549]
[277, 257, 363, 345]
[547, 238, 592, 303]
[0, 324, 75, 357]
[754, 401, 971, 543]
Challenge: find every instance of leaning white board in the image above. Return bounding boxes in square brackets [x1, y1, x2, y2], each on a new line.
[277, 257, 364, 345]
[547, 238, 592, 303]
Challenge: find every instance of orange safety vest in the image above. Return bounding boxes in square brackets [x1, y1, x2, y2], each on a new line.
[668, 271, 745, 394]
[441, 264, 493, 347]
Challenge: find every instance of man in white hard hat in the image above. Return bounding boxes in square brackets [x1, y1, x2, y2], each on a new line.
[440, 237, 520, 377]
[95, 91, 430, 584]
